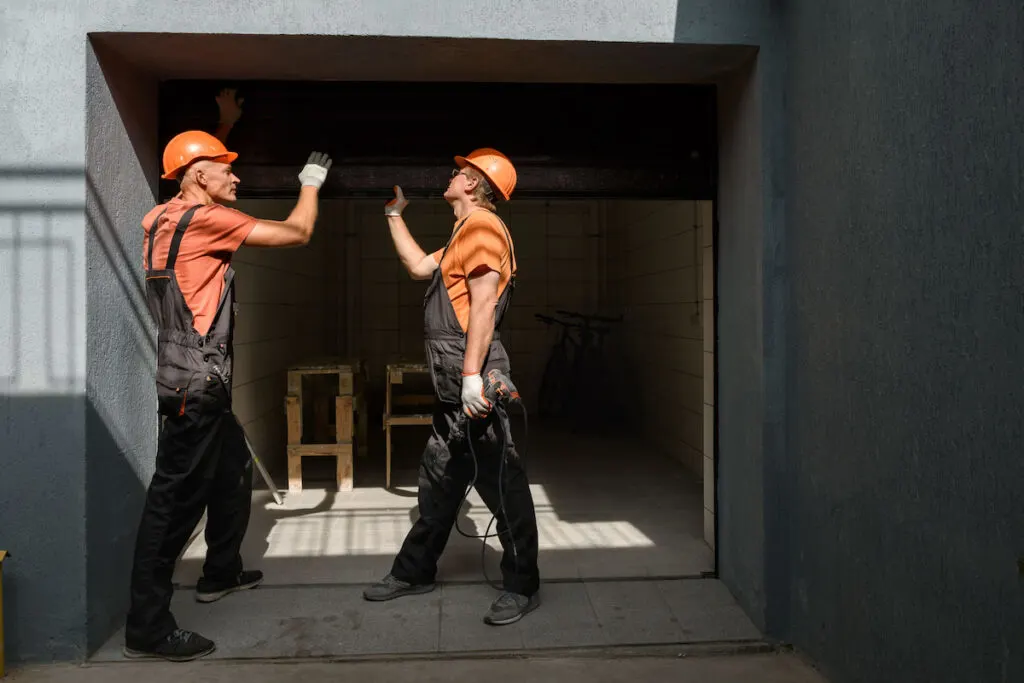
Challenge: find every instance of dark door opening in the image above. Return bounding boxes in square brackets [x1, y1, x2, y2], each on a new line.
[159, 79, 718, 587]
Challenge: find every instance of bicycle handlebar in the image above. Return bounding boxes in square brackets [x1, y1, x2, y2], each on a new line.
[535, 313, 582, 329]
[535, 313, 611, 335]
[554, 309, 624, 324]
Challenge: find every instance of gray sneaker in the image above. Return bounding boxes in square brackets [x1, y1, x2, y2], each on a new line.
[363, 573, 435, 601]
[483, 591, 540, 625]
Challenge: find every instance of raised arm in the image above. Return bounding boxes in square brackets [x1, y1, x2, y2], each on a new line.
[243, 153, 333, 248]
[214, 88, 243, 144]
[384, 186, 439, 280]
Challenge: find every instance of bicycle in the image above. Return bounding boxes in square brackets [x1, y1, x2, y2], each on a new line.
[535, 309, 624, 429]
[553, 310, 623, 430]
[534, 313, 584, 419]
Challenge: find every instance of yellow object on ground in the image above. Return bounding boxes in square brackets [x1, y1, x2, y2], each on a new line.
[0, 550, 7, 678]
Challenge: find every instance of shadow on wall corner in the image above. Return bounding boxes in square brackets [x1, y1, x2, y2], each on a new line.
[0, 165, 164, 662]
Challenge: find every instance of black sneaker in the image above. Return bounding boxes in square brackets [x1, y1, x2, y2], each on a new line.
[195, 569, 264, 603]
[483, 591, 540, 625]
[362, 573, 435, 601]
[123, 628, 216, 662]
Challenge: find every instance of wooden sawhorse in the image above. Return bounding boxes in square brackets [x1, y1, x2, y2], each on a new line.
[285, 357, 368, 492]
[382, 363, 435, 489]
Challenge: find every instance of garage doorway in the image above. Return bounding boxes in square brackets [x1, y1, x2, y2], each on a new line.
[152, 78, 719, 587]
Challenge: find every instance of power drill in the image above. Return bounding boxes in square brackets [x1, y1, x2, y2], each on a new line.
[481, 368, 520, 406]
[449, 369, 520, 444]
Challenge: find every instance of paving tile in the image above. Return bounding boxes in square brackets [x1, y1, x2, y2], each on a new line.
[439, 583, 525, 652]
[519, 582, 605, 650]
[585, 580, 682, 645]
[574, 549, 657, 579]
[537, 551, 582, 581]
[657, 579, 763, 642]
[344, 590, 442, 655]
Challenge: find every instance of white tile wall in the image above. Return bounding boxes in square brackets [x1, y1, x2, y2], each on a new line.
[228, 198, 343, 478]
[603, 200, 709, 481]
[700, 201, 716, 549]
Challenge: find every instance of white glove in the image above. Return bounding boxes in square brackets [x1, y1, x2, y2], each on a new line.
[298, 151, 332, 189]
[385, 185, 408, 216]
[461, 373, 491, 418]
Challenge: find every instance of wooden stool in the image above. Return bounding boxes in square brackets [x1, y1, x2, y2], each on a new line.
[382, 363, 435, 489]
[285, 357, 367, 492]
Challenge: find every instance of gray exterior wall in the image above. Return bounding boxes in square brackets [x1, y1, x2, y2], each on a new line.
[781, 2, 1024, 682]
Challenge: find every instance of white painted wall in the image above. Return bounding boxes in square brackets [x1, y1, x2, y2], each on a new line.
[603, 200, 710, 480]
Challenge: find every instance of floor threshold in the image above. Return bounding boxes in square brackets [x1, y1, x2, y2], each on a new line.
[89, 640, 779, 667]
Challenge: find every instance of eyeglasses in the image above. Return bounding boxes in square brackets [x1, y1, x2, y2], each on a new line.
[451, 169, 466, 179]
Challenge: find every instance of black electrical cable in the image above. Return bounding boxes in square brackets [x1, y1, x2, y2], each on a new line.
[452, 401, 527, 591]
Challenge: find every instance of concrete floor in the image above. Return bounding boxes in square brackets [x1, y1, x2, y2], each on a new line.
[93, 577, 763, 661]
[82, 421, 741, 667]
[173, 420, 713, 588]
[10, 652, 829, 683]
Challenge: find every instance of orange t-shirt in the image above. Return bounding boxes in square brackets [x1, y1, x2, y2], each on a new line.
[431, 209, 516, 333]
[142, 196, 257, 336]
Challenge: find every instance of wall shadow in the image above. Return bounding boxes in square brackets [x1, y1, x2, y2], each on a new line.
[0, 395, 88, 663]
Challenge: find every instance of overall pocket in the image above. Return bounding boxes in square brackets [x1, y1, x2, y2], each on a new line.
[425, 338, 463, 404]
[154, 342, 200, 415]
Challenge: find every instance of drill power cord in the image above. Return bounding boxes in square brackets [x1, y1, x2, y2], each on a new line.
[451, 397, 527, 592]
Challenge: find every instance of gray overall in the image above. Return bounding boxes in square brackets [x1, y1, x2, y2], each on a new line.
[390, 212, 541, 596]
[125, 204, 253, 649]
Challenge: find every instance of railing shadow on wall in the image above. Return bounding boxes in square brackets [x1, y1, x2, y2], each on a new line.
[0, 168, 86, 394]
[0, 168, 160, 393]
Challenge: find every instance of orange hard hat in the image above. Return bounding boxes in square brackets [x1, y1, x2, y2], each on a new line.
[454, 148, 517, 201]
[161, 130, 238, 180]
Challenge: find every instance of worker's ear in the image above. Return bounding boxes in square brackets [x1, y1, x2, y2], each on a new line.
[191, 164, 209, 189]
[463, 173, 480, 193]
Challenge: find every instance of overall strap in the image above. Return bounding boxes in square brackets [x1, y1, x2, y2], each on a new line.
[145, 208, 169, 270]
[437, 216, 471, 268]
[164, 205, 203, 271]
[494, 216, 517, 275]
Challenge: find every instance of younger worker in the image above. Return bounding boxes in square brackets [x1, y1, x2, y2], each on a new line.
[364, 149, 542, 625]
[124, 124, 334, 661]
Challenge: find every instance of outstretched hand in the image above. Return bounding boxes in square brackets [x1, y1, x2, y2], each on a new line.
[298, 152, 333, 189]
[385, 185, 408, 216]
[216, 88, 244, 126]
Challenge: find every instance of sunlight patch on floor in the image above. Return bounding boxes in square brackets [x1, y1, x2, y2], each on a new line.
[182, 484, 656, 561]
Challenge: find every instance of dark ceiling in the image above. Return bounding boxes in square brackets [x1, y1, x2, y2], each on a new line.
[91, 34, 753, 199]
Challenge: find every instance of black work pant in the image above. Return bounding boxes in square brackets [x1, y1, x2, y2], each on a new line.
[391, 401, 541, 596]
[125, 407, 253, 648]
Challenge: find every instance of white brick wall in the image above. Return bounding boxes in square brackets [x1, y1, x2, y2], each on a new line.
[603, 200, 711, 481]
[699, 201, 716, 549]
[228, 198, 343, 478]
